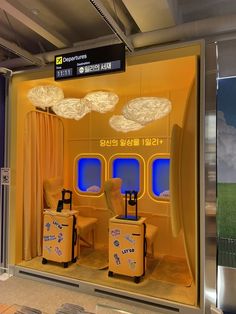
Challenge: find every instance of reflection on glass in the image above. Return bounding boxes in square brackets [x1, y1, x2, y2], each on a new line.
[217, 77, 236, 268]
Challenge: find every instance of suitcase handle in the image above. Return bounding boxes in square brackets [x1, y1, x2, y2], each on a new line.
[62, 189, 72, 210]
[128, 190, 137, 206]
[73, 228, 77, 245]
[144, 238, 147, 257]
[125, 190, 138, 219]
[143, 223, 147, 257]
[56, 200, 63, 212]
[71, 215, 77, 261]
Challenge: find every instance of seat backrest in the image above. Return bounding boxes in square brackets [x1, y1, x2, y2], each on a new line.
[104, 178, 124, 217]
[44, 177, 63, 209]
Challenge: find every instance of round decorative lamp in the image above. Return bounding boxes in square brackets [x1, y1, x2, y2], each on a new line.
[109, 115, 144, 132]
[122, 97, 172, 125]
[52, 98, 91, 120]
[27, 85, 64, 109]
[84, 91, 119, 113]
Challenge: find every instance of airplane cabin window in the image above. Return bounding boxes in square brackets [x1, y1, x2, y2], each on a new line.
[152, 158, 170, 199]
[77, 157, 102, 194]
[112, 158, 140, 194]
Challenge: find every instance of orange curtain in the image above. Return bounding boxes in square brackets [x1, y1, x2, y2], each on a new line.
[23, 111, 63, 260]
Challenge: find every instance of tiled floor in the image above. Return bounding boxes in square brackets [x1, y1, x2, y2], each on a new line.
[0, 275, 160, 314]
[18, 255, 196, 306]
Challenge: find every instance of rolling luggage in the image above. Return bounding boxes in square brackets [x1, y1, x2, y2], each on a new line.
[42, 189, 78, 268]
[108, 191, 146, 283]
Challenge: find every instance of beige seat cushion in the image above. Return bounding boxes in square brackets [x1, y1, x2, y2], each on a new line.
[146, 223, 158, 244]
[145, 223, 158, 256]
[77, 216, 98, 236]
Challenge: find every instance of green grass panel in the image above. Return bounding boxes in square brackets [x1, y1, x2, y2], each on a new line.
[217, 183, 236, 238]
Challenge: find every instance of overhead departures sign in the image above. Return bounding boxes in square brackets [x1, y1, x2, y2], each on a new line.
[54, 43, 125, 81]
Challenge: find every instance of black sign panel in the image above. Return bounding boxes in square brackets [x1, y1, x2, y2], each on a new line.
[54, 43, 125, 81]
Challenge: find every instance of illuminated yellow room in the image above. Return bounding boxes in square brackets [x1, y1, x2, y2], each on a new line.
[9, 44, 200, 308]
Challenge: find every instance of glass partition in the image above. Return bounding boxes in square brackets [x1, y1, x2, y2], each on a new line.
[217, 77, 236, 268]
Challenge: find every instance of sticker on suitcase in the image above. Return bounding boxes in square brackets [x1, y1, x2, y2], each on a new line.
[114, 253, 121, 265]
[113, 240, 120, 247]
[124, 234, 135, 244]
[122, 248, 135, 254]
[128, 259, 136, 270]
[44, 246, 52, 253]
[55, 246, 62, 256]
[43, 235, 56, 241]
[45, 222, 51, 231]
[111, 229, 120, 237]
[53, 220, 63, 229]
[58, 232, 64, 243]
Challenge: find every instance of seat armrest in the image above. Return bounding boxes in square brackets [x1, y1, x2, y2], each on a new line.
[75, 205, 96, 216]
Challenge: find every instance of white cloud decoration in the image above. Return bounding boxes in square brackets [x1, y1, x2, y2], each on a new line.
[52, 98, 91, 120]
[109, 115, 144, 133]
[27, 86, 172, 131]
[27, 85, 64, 109]
[84, 91, 119, 113]
[122, 97, 172, 125]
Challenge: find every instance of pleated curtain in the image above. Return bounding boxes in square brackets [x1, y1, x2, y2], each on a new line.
[23, 111, 64, 260]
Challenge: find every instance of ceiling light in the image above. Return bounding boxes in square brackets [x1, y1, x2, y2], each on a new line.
[84, 91, 119, 113]
[27, 85, 64, 109]
[122, 97, 172, 125]
[52, 98, 91, 120]
[109, 115, 144, 133]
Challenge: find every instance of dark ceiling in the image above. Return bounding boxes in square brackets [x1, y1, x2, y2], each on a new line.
[0, 0, 236, 70]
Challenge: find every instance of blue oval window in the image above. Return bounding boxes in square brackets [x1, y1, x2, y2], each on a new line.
[113, 158, 140, 194]
[152, 158, 170, 197]
[77, 158, 101, 193]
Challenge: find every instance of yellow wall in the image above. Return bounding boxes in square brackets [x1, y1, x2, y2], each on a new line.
[9, 45, 199, 264]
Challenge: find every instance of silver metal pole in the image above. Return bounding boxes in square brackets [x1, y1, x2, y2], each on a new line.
[0, 69, 12, 277]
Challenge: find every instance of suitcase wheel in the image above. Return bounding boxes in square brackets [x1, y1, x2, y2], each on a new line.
[72, 257, 77, 263]
[108, 271, 113, 277]
[63, 262, 68, 268]
[42, 258, 47, 265]
[134, 276, 141, 284]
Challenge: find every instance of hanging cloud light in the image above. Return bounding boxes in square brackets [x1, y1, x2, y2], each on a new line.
[52, 98, 91, 120]
[27, 85, 64, 109]
[109, 115, 144, 133]
[122, 97, 172, 125]
[84, 91, 119, 113]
